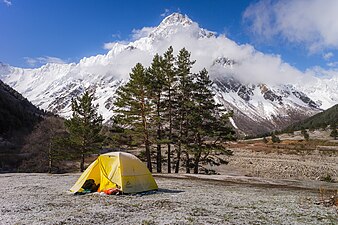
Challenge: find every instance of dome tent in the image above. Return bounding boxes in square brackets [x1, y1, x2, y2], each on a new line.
[70, 152, 158, 194]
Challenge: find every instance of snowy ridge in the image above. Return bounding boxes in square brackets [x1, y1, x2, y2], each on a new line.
[0, 13, 337, 135]
[295, 76, 338, 110]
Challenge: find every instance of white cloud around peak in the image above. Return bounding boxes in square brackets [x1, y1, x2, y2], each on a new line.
[25, 56, 66, 67]
[243, 0, 338, 52]
[103, 41, 129, 50]
[98, 24, 307, 85]
[131, 27, 155, 40]
[103, 42, 117, 50]
[99, 18, 338, 85]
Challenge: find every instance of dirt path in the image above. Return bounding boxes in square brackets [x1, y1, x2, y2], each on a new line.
[0, 173, 337, 225]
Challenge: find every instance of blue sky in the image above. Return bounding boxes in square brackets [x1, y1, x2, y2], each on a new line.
[1, 0, 337, 72]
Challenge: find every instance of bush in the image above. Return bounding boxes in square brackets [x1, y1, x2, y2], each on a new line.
[271, 133, 280, 143]
[320, 174, 335, 183]
[301, 129, 310, 141]
[330, 128, 337, 140]
[262, 136, 268, 144]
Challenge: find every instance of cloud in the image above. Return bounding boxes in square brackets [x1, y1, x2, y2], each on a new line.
[25, 56, 66, 67]
[243, 0, 338, 52]
[111, 33, 121, 39]
[95, 20, 308, 85]
[305, 66, 338, 79]
[161, 9, 170, 17]
[323, 52, 334, 61]
[103, 42, 117, 50]
[131, 27, 155, 40]
[95, 16, 338, 87]
[327, 61, 338, 67]
[3, 0, 11, 6]
[103, 41, 129, 50]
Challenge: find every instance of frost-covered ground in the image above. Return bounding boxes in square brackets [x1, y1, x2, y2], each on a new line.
[0, 173, 337, 225]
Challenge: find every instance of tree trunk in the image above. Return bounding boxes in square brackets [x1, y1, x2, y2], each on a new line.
[141, 94, 152, 172]
[156, 96, 162, 173]
[48, 141, 52, 173]
[167, 144, 171, 173]
[156, 144, 161, 172]
[193, 151, 201, 174]
[167, 89, 172, 173]
[175, 117, 183, 173]
[185, 151, 190, 173]
[175, 143, 181, 173]
[145, 140, 152, 172]
[144, 126, 152, 172]
[194, 135, 202, 174]
[80, 152, 85, 172]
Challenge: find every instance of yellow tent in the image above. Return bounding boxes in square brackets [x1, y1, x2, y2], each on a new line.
[70, 152, 158, 194]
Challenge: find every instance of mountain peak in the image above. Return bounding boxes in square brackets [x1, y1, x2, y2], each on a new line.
[148, 12, 215, 40]
[160, 13, 193, 27]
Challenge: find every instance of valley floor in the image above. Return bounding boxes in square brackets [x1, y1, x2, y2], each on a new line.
[0, 173, 337, 225]
[219, 141, 338, 181]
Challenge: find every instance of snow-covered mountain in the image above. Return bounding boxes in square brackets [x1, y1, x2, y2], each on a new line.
[1, 13, 337, 135]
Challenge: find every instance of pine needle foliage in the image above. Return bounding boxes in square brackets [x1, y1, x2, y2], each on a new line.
[113, 63, 154, 171]
[65, 91, 103, 172]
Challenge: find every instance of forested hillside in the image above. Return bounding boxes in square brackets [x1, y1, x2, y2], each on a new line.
[285, 104, 338, 131]
[0, 80, 44, 136]
[0, 79, 45, 171]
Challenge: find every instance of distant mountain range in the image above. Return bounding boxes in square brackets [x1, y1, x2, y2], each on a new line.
[1, 13, 337, 135]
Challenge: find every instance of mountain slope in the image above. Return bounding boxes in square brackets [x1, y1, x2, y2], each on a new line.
[0, 79, 43, 137]
[0, 79, 45, 171]
[1, 13, 336, 135]
[285, 104, 338, 131]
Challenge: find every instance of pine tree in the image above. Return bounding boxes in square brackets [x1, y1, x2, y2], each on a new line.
[113, 63, 154, 172]
[148, 54, 165, 173]
[174, 48, 195, 173]
[188, 68, 235, 174]
[65, 91, 103, 172]
[190, 69, 216, 173]
[301, 128, 309, 141]
[162, 46, 177, 173]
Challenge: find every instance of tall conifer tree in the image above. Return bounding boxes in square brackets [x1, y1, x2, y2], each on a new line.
[174, 48, 195, 173]
[65, 91, 103, 172]
[113, 63, 153, 172]
[148, 54, 165, 173]
[188, 69, 225, 173]
[162, 46, 177, 173]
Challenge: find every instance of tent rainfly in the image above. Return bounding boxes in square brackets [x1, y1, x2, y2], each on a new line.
[70, 152, 158, 194]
